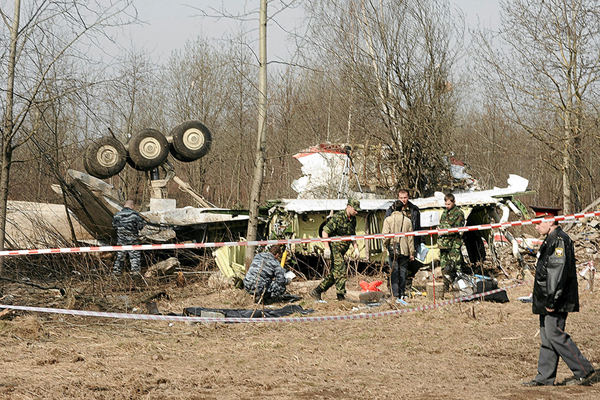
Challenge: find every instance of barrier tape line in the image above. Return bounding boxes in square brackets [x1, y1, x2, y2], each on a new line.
[0, 280, 531, 323]
[1, 210, 599, 258]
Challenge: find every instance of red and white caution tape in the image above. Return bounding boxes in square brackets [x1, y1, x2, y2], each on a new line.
[1, 210, 599, 257]
[0, 280, 531, 323]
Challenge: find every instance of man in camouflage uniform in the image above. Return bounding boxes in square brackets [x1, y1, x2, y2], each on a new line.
[112, 200, 147, 275]
[310, 199, 361, 301]
[437, 193, 465, 289]
[243, 245, 288, 303]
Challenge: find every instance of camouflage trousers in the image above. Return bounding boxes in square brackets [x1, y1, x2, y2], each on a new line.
[440, 239, 463, 285]
[113, 250, 142, 274]
[318, 243, 349, 295]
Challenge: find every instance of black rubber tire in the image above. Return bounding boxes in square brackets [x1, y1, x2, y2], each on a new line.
[168, 121, 212, 162]
[126, 155, 145, 171]
[127, 129, 169, 171]
[85, 137, 127, 179]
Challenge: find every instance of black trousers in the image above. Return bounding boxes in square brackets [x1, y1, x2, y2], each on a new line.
[534, 312, 594, 385]
[389, 254, 409, 298]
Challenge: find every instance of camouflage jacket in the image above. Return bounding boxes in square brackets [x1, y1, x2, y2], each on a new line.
[437, 205, 464, 249]
[243, 252, 287, 295]
[322, 210, 357, 251]
[112, 207, 147, 245]
[323, 210, 356, 237]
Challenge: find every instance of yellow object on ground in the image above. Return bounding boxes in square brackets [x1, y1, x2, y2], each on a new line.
[213, 246, 246, 279]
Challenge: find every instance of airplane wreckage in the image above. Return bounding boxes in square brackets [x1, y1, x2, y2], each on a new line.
[8, 125, 535, 280]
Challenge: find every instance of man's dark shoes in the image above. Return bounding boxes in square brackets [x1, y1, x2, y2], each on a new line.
[564, 370, 597, 386]
[521, 380, 546, 387]
[336, 293, 345, 301]
[309, 288, 322, 301]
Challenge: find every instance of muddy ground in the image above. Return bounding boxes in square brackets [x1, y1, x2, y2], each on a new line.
[0, 245, 598, 400]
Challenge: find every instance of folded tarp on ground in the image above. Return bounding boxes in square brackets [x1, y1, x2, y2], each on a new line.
[184, 304, 313, 319]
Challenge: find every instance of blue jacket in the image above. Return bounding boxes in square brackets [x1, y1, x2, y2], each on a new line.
[112, 207, 146, 245]
[243, 252, 287, 297]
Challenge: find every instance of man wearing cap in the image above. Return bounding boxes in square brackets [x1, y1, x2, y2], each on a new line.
[437, 193, 465, 291]
[310, 199, 361, 301]
[244, 245, 288, 303]
[522, 206, 596, 387]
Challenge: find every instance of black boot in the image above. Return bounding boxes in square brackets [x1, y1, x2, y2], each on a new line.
[310, 286, 323, 301]
[336, 293, 345, 301]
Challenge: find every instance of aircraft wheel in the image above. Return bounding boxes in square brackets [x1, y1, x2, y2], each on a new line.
[127, 129, 169, 171]
[168, 121, 212, 162]
[85, 137, 127, 179]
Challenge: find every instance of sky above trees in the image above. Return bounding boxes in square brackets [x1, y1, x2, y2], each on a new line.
[126, 0, 501, 63]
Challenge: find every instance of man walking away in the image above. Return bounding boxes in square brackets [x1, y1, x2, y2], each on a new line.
[310, 199, 361, 301]
[522, 205, 596, 387]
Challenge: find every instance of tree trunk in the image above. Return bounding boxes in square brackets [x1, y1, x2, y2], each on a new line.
[0, 147, 13, 276]
[245, 0, 268, 270]
[0, 0, 21, 276]
[562, 109, 572, 214]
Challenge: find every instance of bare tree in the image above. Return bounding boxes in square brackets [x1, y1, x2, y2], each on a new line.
[305, 0, 463, 196]
[474, 0, 600, 213]
[0, 0, 136, 274]
[245, 0, 268, 268]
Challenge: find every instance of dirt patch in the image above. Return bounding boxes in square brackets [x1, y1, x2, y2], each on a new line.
[0, 246, 598, 399]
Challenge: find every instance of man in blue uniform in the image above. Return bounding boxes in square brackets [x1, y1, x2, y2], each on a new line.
[243, 245, 288, 303]
[112, 200, 147, 275]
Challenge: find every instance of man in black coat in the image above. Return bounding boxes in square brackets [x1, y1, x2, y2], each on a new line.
[522, 206, 596, 387]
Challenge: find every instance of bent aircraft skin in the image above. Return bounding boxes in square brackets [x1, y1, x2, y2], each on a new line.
[53, 169, 532, 274]
[267, 174, 532, 268]
[37, 137, 534, 279]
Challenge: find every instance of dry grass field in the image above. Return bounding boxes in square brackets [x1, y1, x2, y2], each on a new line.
[0, 258, 598, 400]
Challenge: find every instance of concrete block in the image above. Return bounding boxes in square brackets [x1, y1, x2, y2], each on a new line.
[426, 281, 445, 300]
[346, 290, 385, 303]
[413, 270, 430, 290]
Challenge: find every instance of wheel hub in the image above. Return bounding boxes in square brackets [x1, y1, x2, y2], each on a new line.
[182, 128, 205, 150]
[139, 137, 161, 159]
[97, 145, 119, 167]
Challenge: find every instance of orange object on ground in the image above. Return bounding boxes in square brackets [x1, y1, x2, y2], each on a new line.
[359, 280, 383, 292]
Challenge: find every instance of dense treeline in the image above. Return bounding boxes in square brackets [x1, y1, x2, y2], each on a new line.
[3, 0, 600, 216]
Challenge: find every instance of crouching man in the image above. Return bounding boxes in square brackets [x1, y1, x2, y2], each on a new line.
[243, 245, 288, 303]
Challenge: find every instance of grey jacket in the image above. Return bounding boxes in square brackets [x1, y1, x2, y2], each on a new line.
[243, 252, 287, 297]
[382, 211, 415, 258]
[112, 207, 146, 245]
